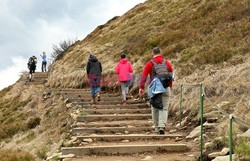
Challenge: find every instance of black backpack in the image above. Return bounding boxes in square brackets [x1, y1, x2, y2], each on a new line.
[150, 60, 172, 88]
[28, 56, 37, 68]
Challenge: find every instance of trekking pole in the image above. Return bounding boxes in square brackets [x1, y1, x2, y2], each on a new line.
[229, 114, 233, 161]
[179, 84, 183, 126]
[200, 83, 204, 161]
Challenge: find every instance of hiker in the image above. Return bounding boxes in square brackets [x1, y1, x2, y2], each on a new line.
[115, 53, 133, 105]
[86, 54, 102, 104]
[40, 51, 47, 72]
[139, 47, 173, 135]
[27, 55, 37, 82]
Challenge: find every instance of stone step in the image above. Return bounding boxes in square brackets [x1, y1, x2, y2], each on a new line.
[77, 114, 152, 122]
[75, 104, 149, 109]
[62, 93, 120, 97]
[62, 144, 188, 156]
[64, 95, 123, 101]
[76, 134, 183, 142]
[73, 120, 152, 128]
[72, 126, 153, 134]
[81, 108, 151, 115]
[25, 81, 46, 85]
[68, 99, 145, 105]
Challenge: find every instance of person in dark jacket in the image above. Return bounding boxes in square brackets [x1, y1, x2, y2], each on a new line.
[86, 54, 102, 103]
[139, 47, 173, 135]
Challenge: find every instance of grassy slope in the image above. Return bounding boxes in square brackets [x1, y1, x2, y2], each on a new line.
[0, 82, 73, 160]
[48, 0, 249, 122]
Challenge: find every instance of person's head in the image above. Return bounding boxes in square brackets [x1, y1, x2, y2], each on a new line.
[43, 51, 46, 55]
[121, 53, 126, 59]
[152, 47, 162, 56]
[90, 53, 95, 58]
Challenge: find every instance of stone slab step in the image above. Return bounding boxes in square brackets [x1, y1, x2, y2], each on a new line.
[62, 144, 188, 156]
[75, 104, 149, 109]
[67, 99, 144, 105]
[72, 127, 153, 134]
[77, 114, 152, 122]
[61, 92, 120, 97]
[81, 108, 151, 115]
[73, 120, 152, 128]
[25, 81, 46, 85]
[76, 134, 183, 142]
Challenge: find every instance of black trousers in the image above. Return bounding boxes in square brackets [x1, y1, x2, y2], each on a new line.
[42, 62, 47, 72]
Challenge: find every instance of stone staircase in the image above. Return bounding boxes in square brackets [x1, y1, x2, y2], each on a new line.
[59, 89, 189, 157]
[24, 72, 48, 85]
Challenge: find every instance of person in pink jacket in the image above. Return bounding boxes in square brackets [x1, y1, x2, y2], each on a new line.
[115, 53, 133, 105]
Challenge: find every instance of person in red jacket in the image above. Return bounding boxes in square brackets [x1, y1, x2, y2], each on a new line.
[139, 47, 173, 135]
[116, 53, 133, 105]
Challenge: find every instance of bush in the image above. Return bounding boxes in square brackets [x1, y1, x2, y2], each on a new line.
[51, 38, 77, 61]
[36, 146, 48, 160]
[27, 117, 41, 129]
[0, 149, 34, 161]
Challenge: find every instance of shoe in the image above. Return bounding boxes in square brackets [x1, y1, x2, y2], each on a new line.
[159, 127, 165, 135]
[123, 101, 127, 105]
[96, 93, 101, 102]
[29, 78, 32, 82]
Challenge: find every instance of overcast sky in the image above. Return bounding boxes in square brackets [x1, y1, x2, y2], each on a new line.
[0, 0, 146, 90]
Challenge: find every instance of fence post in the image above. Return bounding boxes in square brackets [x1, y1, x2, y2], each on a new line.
[200, 83, 204, 161]
[229, 114, 233, 161]
[179, 84, 183, 126]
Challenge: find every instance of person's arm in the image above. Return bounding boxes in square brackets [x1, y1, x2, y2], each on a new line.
[86, 62, 90, 76]
[139, 61, 152, 90]
[129, 62, 133, 73]
[115, 63, 119, 74]
[166, 61, 173, 88]
[99, 62, 102, 74]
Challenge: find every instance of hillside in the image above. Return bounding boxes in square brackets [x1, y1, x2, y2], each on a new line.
[0, 0, 249, 160]
[48, 0, 249, 125]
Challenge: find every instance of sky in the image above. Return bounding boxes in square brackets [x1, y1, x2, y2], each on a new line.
[0, 0, 146, 90]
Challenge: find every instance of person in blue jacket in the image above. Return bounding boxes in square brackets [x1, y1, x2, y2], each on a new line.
[40, 51, 47, 72]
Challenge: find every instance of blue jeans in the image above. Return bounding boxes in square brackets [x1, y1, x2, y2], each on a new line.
[90, 78, 101, 97]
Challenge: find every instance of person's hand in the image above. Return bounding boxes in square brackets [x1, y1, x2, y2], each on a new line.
[139, 89, 144, 96]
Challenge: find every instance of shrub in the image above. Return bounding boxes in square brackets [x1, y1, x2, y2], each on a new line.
[36, 146, 48, 160]
[27, 117, 41, 129]
[0, 149, 34, 161]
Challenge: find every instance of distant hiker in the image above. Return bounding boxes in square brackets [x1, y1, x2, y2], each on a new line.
[115, 53, 133, 105]
[27, 55, 37, 82]
[86, 54, 102, 104]
[40, 51, 47, 72]
[139, 47, 173, 135]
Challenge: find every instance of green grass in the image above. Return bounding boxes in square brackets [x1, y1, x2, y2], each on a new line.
[235, 137, 250, 159]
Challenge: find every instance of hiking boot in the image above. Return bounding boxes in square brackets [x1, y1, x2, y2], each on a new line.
[29, 78, 32, 82]
[123, 101, 127, 105]
[159, 127, 165, 135]
[96, 92, 101, 102]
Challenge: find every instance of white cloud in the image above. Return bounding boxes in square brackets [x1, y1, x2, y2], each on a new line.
[0, 0, 146, 90]
[0, 56, 27, 90]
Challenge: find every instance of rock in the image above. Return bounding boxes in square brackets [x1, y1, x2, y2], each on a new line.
[175, 137, 182, 142]
[169, 129, 177, 133]
[187, 154, 194, 157]
[82, 138, 93, 143]
[121, 140, 130, 143]
[64, 98, 69, 104]
[203, 122, 216, 129]
[142, 156, 152, 161]
[46, 152, 62, 160]
[186, 126, 200, 139]
[81, 142, 89, 145]
[146, 132, 151, 135]
[204, 111, 221, 118]
[124, 130, 129, 134]
[59, 154, 75, 159]
[207, 117, 219, 123]
[127, 125, 134, 128]
[219, 148, 229, 156]
[238, 129, 250, 137]
[115, 133, 122, 135]
[208, 152, 220, 159]
[66, 103, 73, 108]
[212, 155, 235, 161]
[194, 138, 199, 142]
[205, 142, 213, 149]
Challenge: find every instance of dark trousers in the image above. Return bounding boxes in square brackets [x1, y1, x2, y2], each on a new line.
[42, 62, 47, 72]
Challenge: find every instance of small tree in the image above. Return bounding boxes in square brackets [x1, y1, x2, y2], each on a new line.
[51, 38, 77, 61]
